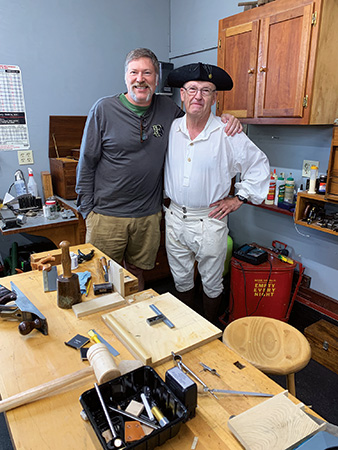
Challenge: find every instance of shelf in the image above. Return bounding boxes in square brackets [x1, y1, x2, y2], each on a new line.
[294, 191, 338, 236]
[248, 201, 294, 216]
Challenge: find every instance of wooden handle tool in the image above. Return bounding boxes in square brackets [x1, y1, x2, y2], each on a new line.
[100, 256, 109, 282]
[0, 343, 120, 413]
[57, 240, 81, 309]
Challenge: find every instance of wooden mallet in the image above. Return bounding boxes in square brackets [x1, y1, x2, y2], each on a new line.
[57, 240, 82, 309]
[0, 343, 123, 413]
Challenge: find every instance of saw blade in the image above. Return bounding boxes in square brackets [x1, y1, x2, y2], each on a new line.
[10, 282, 46, 320]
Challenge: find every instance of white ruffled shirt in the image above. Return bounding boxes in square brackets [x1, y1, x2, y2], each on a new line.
[164, 113, 270, 208]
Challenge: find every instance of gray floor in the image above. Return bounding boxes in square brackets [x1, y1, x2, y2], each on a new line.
[0, 413, 13, 450]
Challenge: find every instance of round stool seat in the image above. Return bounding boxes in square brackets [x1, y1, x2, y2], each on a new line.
[222, 316, 311, 396]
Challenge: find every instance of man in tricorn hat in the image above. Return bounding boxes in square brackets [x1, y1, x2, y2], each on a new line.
[164, 62, 270, 323]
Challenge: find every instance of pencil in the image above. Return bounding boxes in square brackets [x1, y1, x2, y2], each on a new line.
[85, 278, 92, 297]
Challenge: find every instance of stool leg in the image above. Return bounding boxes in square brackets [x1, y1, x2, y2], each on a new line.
[287, 373, 296, 396]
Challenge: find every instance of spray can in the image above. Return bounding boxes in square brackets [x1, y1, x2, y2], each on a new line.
[14, 170, 27, 197]
[265, 174, 276, 205]
[27, 168, 38, 197]
[274, 174, 285, 206]
[284, 173, 295, 204]
[318, 173, 327, 195]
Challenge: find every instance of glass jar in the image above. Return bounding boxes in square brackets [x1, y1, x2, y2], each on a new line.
[44, 199, 58, 220]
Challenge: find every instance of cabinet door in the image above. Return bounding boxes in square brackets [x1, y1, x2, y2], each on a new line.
[217, 20, 259, 118]
[256, 4, 313, 118]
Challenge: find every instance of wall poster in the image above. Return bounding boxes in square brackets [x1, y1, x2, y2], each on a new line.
[0, 64, 30, 151]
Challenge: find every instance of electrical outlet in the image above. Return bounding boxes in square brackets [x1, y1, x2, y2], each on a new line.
[18, 150, 34, 165]
[302, 159, 319, 177]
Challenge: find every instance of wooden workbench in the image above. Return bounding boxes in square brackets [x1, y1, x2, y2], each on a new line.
[0, 245, 321, 450]
[0, 208, 83, 247]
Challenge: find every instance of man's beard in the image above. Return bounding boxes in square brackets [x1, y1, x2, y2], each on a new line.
[129, 83, 153, 103]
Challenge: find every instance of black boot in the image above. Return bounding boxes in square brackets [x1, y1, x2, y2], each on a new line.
[203, 292, 222, 324]
[174, 287, 195, 308]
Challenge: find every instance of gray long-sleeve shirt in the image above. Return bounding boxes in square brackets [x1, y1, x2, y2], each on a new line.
[76, 94, 183, 219]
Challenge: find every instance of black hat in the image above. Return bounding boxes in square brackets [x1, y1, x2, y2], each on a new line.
[167, 62, 233, 91]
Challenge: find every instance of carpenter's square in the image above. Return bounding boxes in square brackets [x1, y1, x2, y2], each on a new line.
[147, 304, 175, 328]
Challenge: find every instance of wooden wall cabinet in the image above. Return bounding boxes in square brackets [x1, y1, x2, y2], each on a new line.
[217, 0, 338, 124]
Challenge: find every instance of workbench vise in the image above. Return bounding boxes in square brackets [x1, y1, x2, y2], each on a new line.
[0, 283, 48, 335]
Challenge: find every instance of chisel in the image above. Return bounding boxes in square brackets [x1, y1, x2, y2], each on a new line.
[100, 257, 109, 282]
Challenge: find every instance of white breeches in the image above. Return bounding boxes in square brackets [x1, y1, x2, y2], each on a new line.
[165, 202, 228, 298]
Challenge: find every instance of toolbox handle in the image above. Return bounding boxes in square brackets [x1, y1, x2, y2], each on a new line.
[285, 261, 304, 322]
[251, 243, 304, 322]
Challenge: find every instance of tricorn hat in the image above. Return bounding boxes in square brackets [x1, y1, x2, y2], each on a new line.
[167, 62, 233, 91]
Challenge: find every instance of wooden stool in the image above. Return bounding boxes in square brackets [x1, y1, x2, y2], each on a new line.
[222, 316, 311, 396]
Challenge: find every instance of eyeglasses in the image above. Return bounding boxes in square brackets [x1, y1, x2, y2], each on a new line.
[140, 119, 148, 143]
[182, 86, 216, 97]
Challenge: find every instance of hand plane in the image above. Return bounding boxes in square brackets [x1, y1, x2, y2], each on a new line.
[0, 282, 48, 335]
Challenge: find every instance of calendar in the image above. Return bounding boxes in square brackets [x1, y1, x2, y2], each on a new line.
[0, 64, 30, 151]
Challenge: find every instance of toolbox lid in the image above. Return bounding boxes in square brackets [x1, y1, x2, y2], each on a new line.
[231, 254, 296, 272]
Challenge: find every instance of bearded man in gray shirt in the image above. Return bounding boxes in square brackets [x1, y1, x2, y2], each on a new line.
[76, 48, 241, 290]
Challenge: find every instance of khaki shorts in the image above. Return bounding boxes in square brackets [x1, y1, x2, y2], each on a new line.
[85, 211, 162, 270]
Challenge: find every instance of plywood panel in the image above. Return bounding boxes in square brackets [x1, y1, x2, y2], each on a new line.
[102, 292, 222, 366]
[228, 391, 325, 449]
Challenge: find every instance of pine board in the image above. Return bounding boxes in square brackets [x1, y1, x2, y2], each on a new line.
[102, 292, 222, 366]
[228, 391, 325, 450]
[72, 292, 126, 318]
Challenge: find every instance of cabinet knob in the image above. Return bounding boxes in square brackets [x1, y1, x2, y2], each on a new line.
[248, 68, 255, 74]
[259, 66, 267, 72]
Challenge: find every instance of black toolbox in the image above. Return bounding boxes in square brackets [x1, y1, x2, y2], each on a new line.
[80, 366, 188, 449]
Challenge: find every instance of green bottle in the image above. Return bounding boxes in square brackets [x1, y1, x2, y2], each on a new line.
[274, 174, 285, 206]
[284, 173, 295, 204]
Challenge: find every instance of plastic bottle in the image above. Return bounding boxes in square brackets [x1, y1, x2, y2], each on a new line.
[27, 168, 38, 197]
[265, 174, 276, 205]
[284, 173, 295, 204]
[308, 165, 318, 194]
[272, 168, 278, 180]
[14, 170, 27, 197]
[274, 174, 285, 206]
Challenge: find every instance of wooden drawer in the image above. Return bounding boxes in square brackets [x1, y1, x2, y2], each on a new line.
[304, 319, 338, 374]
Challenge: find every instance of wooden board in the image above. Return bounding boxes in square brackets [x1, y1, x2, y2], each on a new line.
[228, 391, 325, 450]
[305, 319, 338, 374]
[40, 171, 54, 201]
[72, 292, 126, 318]
[125, 288, 159, 304]
[107, 259, 139, 298]
[102, 292, 222, 366]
